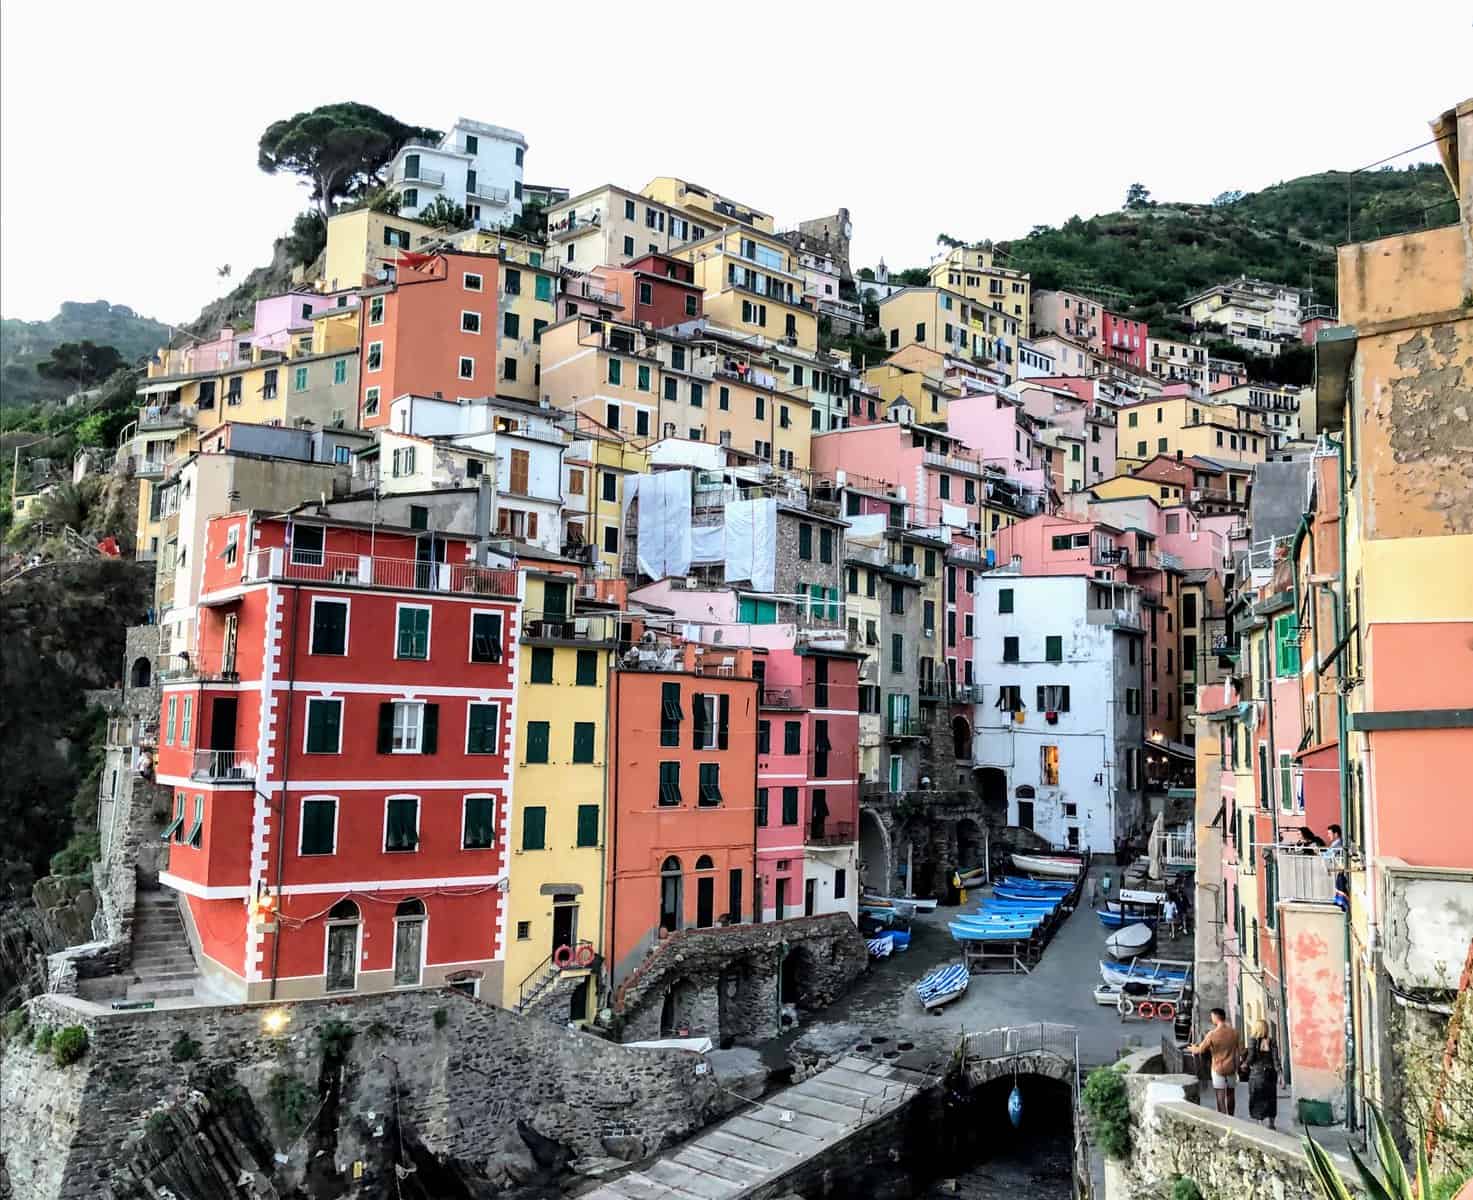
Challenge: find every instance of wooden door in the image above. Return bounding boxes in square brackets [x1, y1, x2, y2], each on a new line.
[326, 923, 358, 992]
[393, 919, 423, 987]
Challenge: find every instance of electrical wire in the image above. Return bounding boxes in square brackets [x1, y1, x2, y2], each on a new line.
[1345, 131, 1454, 176]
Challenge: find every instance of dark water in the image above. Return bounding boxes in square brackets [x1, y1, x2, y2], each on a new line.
[923, 1076, 1075, 1199]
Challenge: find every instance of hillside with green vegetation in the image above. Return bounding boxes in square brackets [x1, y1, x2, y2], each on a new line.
[1, 301, 170, 409]
[995, 163, 1451, 336]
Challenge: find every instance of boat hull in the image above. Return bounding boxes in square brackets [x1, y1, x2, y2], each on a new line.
[1011, 853, 1084, 879]
[1105, 923, 1156, 961]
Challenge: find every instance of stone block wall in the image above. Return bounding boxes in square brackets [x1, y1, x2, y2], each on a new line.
[2, 988, 737, 1200]
[120, 623, 160, 717]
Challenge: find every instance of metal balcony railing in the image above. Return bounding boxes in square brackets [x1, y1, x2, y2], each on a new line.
[761, 687, 800, 708]
[191, 749, 256, 782]
[156, 653, 237, 683]
[1153, 831, 1196, 867]
[886, 715, 923, 739]
[397, 166, 446, 187]
[520, 611, 619, 642]
[918, 678, 952, 702]
[1274, 847, 1342, 903]
[138, 405, 197, 429]
[468, 181, 511, 205]
[244, 548, 517, 597]
[807, 820, 855, 847]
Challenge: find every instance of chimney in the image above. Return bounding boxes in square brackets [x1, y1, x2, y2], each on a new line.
[474, 474, 495, 565]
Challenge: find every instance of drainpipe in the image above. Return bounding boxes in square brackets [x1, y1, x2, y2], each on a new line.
[267, 582, 302, 1001]
[1262, 595, 1291, 1089]
[1332, 433, 1357, 1134]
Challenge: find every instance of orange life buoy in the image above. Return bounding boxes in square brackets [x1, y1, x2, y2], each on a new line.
[1157, 1001, 1176, 1021]
[1137, 1000, 1156, 1019]
[553, 944, 574, 968]
[575, 944, 595, 968]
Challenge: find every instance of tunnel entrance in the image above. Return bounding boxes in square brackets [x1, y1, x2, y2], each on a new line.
[937, 1072, 1076, 1196]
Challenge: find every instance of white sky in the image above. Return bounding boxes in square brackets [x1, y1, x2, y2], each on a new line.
[2, 1, 1468, 324]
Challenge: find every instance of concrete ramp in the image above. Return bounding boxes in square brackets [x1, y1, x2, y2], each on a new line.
[585, 1054, 933, 1199]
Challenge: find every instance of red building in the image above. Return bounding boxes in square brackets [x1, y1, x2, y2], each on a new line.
[358, 249, 501, 428]
[155, 511, 520, 1002]
[605, 643, 759, 985]
[1101, 311, 1149, 371]
[599, 254, 704, 330]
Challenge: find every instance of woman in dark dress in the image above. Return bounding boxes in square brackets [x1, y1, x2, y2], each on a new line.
[1243, 1019, 1279, 1129]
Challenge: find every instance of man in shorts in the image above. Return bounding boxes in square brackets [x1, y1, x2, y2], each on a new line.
[1188, 1007, 1241, 1115]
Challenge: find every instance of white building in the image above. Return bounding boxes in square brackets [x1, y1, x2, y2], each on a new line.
[387, 118, 527, 231]
[1017, 337, 1058, 380]
[973, 572, 1145, 854]
[370, 394, 567, 553]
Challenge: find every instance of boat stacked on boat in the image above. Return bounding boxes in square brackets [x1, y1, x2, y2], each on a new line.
[946, 869, 1086, 973]
[1009, 853, 1086, 880]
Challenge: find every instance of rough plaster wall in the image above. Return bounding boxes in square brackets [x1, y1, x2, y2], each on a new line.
[1368, 319, 1473, 536]
[1382, 873, 1473, 990]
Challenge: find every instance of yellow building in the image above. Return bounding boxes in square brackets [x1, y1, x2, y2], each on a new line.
[1145, 336, 1209, 389]
[544, 184, 711, 269]
[928, 243, 1032, 335]
[1116, 394, 1269, 470]
[321, 208, 445, 293]
[674, 228, 818, 352]
[641, 176, 776, 235]
[503, 572, 617, 1020]
[563, 422, 648, 574]
[493, 254, 558, 402]
[878, 287, 1021, 383]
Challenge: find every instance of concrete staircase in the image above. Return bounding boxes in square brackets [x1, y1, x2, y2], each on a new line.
[126, 890, 200, 1001]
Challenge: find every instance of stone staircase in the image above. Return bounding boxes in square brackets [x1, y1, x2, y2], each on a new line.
[126, 890, 200, 1001]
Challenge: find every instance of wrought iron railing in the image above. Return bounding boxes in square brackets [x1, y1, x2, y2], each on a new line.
[191, 749, 255, 781]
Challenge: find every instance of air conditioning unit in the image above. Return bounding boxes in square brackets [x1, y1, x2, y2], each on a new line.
[1190, 489, 1202, 501]
[684, 576, 699, 589]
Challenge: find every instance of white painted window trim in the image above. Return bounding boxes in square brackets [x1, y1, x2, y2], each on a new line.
[367, 340, 383, 371]
[463, 272, 483, 292]
[460, 310, 482, 335]
[392, 908, 428, 987]
[465, 702, 501, 755]
[390, 700, 425, 754]
[298, 794, 339, 856]
[382, 793, 421, 853]
[394, 602, 433, 660]
[461, 792, 497, 850]
[309, 595, 351, 656]
[368, 297, 385, 326]
[303, 696, 344, 755]
[458, 355, 475, 380]
[323, 914, 361, 992]
[364, 386, 381, 416]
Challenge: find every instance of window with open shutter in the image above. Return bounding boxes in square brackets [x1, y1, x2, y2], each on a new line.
[385, 797, 419, 851]
[717, 693, 729, 749]
[187, 796, 204, 848]
[471, 612, 502, 662]
[698, 763, 721, 806]
[463, 796, 495, 849]
[658, 761, 681, 806]
[692, 693, 717, 749]
[660, 682, 683, 746]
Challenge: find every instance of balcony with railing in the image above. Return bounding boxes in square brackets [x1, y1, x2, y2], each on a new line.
[885, 715, 924, 740]
[1152, 830, 1196, 869]
[244, 547, 517, 597]
[134, 456, 171, 479]
[760, 686, 802, 709]
[396, 165, 446, 187]
[520, 610, 619, 645]
[191, 749, 256, 783]
[807, 819, 855, 847]
[918, 677, 952, 703]
[107, 716, 155, 748]
[1273, 847, 1343, 904]
[156, 652, 239, 683]
[468, 181, 512, 205]
[138, 405, 197, 430]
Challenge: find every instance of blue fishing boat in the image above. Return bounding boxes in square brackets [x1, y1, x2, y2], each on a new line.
[915, 962, 970, 1009]
[949, 923, 1038, 943]
[995, 877, 1073, 893]
[1096, 904, 1161, 930]
[1098, 958, 1191, 987]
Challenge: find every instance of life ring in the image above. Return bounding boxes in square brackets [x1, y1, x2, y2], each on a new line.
[553, 944, 574, 968]
[1137, 1000, 1156, 1019]
[575, 944, 595, 968]
[1118, 996, 1134, 1016]
[1156, 1001, 1176, 1021]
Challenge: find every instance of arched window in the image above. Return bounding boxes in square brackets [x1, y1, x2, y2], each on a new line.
[659, 857, 683, 933]
[328, 898, 360, 921]
[1015, 784, 1036, 799]
[130, 657, 151, 688]
[695, 855, 714, 871]
[661, 856, 682, 874]
[395, 897, 425, 917]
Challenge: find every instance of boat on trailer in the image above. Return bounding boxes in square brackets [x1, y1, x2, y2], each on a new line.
[1010, 853, 1085, 879]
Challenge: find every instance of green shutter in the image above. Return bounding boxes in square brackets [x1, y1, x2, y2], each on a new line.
[464, 796, 495, 848]
[468, 704, 499, 754]
[575, 649, 598, 686]
[1279, 752, 1294, 812]
[397, 607, 429, 658]
[572, 722, 595, 763]
[522, 806, 546, 851]
[660, 681, 683, 746]
[798, 524, 812, 559]
[659, 761, 681, 806]
[699, 762, 721, 805]
[1046, 635, 1063, 662]
[756, 788, 768, 827]
[999, 588, 1014, 613]
[385, 797, 418, 851]
[526, 721, 549, 763]
[535, 274, 552, 301]
[530, 647, 554, 683]
[576, 804, 599, 847]
[302, 799, 336, 854]
[608, 358, 621, 385]
[306, 700, 341, 753]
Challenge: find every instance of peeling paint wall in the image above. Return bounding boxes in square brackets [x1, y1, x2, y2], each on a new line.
[1281, 901, 1347, 1118]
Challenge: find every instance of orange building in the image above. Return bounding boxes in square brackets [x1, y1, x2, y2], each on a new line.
[358, 249, 501, 427]
[606, 644, 759, 985]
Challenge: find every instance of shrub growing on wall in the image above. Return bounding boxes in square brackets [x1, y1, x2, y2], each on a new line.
[52, 1025, 88, 1067]
[1082, 1066, 1132, 1158]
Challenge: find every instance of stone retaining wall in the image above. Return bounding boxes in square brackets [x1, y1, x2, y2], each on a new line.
[1, 988, 735, 1200]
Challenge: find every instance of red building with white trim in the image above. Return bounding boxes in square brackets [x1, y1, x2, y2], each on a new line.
[1101, 311, 1149, 371]
[155, 510, 521, 1002]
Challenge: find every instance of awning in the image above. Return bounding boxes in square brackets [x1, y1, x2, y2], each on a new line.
[1157, 739, 1196, 763]
[139, 380, 182, 397]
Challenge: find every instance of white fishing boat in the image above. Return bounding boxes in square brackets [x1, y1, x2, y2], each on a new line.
[868, 894, 939, 912]
[1104, 922, 1156, 961]
[1010, 853, 1084, 879]
[915, 962, 970, 1010]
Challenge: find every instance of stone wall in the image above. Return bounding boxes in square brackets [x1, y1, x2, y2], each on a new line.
[613, 913, 868, 1045]
[120, 623, 160, 716]
[2, 987, 737, 1200]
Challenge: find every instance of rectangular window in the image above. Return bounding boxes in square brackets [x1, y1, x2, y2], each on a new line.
[798, 523, 813, 560]
[332, 358, 347, 385]
[385, 796, 419, 852]
[819, 527, 834, 564]
[660, 681, 683, 746]
[305, 698, 343, 754]
[364, 386, 380, 417]
[498, 311, 515, 337]
[180, 697, 193, 746]
[293, 366, 309, 391]
[522, 805, 546, 850]
[784, 720, 802, 755]
[310, 598, 348, 655]
[1041, 744, 1060, 785]
[1274, 613, 1300, 676]
[464, 793, 497, 846]
[530, 646, 554, 683]
[757, 720, 771, 754]
[756, 787, 769, 826]
[300, 797, 336, 855]
[637, 363, 651, 391]
[659, 761, 681, 806]
[1003, 636, 1019, 662]
[576, 804, 599, 847]
[891, 633, 903, 673]
[470, 611, 503, 662]
[396, 605, 430, 659]
[1045, 635, 1063, 662]
[691, 692, 722, 750]
[466, 703, 500, 754]
[525, 720, 550, 763]
[608, 358, 622, 385]
[698, 762, 721, 806]
[458, 356, 475, 380]
[781, 787, 799, 825]
[572, 721, 596, 763]
[575, 649, 598, 686]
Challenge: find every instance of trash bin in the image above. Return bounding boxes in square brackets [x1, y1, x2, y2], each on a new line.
[1297, 1099, 1334, 1127]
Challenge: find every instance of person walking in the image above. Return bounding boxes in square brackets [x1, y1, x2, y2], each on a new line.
[1188, 1008, 1241, 1116]
[1242, 1019, 1279, 1130]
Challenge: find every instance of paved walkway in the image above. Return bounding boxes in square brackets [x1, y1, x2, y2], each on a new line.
[583, 1055, 934, 1199]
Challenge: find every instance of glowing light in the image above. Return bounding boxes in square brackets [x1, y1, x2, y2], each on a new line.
[261, 1008, 290, 1035]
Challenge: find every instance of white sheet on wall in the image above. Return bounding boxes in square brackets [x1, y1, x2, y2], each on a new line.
[633, 470, 692, 580]
[691, 524, 724, 564]
[942, 502, 968, 528]
[723, 498, 777, 593]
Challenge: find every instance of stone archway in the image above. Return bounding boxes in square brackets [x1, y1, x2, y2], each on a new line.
[717, 954, 768, 1045]
[130, 657, 151, 688]
[858, 807, 892, 894]
[659, 977, 700, 1037]
[952, 714, 972, 762]
[977, 766, 1007, 819]
[780, 945, 820, 1010]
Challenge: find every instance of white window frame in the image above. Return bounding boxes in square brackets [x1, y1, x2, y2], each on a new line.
[309, 596, 350, 656]
[303, 697, 344, 755]
[465, 702, 501, 755]
[364, 386, 381, 417]
[694, 693, 718, 749]
[368, 296, 385, 326]
[298, 794, 340, 856]
[468, 608, 504, 662]
[390, 700, 426, 754]
[366, 340, 383, 372]
[462, 792, 498, 849]
[382, 792, 421, 850]
[463, 272, 483, 292]
[460, 310, 482, 335]
[180, 697, 193, 745]
[458, 355, 475, 380]
[394, 602, 432, 660]
[165, 696, 177, 745]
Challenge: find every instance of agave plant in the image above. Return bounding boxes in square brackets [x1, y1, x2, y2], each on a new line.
[1304, 1103, 1431, 1200]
